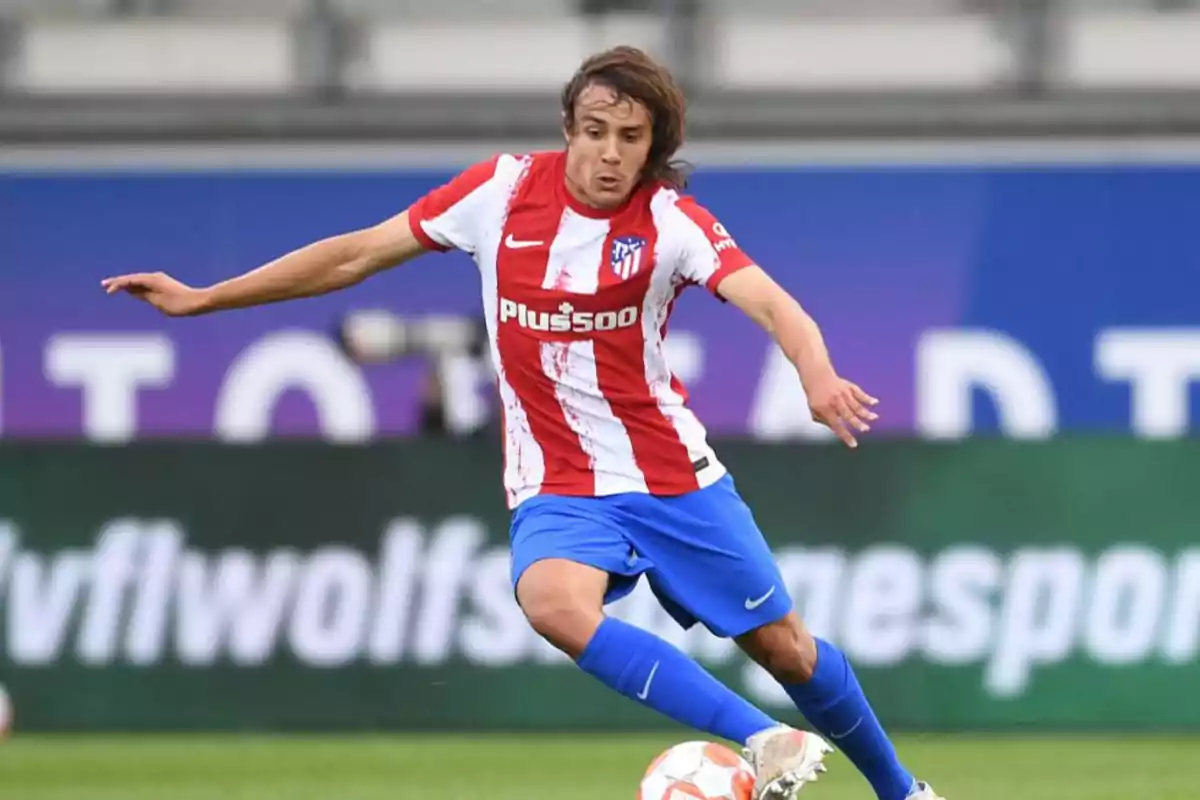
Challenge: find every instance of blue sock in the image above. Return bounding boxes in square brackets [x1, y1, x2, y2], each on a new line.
[577, 617, 777, 745]
[783, 638, 915, 800]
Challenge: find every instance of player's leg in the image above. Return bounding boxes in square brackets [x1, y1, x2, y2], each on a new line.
[628, 475, 928, 800]
[611, 482, 830, 800]
[510, 495, 780, 745]
[736, 613, 928, 800]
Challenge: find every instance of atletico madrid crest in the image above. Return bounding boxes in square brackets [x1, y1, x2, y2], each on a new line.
[610, 235, 648, 280]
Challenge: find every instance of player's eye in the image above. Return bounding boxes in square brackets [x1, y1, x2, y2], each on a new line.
[586, 127, 603, 139]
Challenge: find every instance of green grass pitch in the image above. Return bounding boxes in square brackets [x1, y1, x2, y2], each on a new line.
[1, 733, 1197, 799]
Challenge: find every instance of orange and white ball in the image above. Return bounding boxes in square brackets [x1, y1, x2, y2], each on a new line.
[639, 741, 756, 800]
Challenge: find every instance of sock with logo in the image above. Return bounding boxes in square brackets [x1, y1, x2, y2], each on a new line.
[782, 638, 916, 800]
[577, 616, 777, 745]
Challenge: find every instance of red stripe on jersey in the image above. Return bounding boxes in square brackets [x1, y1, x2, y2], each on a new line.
[674, 196, 756, 296]
[593, 223, 699, 495]
[494, 177, 594, 496]
[595, 331, 699, 495]
[408, 156, 500, 252]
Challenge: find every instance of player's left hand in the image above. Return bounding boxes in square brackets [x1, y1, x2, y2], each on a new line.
[805, 373, 879, 449]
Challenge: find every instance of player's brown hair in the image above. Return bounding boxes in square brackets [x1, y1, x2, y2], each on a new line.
[561, 46, 690, 189]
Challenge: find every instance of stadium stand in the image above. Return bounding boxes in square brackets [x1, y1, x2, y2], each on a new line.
[0, 0, 1198, 93]
[1, 1, 1199, 142]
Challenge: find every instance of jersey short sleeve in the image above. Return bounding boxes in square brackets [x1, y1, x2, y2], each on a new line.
[671, 196, 757, 299]
[408, 154, 519, 255]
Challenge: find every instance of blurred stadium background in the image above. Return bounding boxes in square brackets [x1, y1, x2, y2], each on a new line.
[1, 1, 1199, 798]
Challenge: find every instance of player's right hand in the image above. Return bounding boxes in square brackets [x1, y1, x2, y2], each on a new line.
[101, 272, 209, 317]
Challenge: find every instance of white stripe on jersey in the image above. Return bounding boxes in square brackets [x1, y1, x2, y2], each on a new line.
[467, 156, 545, 507]
[543, 341, 649, 495]
[540, 208, 648, 496]
[646, 190, 724, 486]
[418, 154, 521, 253]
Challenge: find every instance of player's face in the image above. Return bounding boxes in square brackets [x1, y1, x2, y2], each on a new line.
[564, 83, 653, 209]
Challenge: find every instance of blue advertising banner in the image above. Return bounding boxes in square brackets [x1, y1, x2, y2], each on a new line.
[2, 159, 1198, 440]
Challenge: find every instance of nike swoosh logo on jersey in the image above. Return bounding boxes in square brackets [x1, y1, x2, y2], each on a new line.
[744, 586, 776, 610]
[505, 234, 544, 249]
[636, 661, 660, 700]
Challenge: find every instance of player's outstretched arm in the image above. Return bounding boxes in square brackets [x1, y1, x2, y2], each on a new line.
[101, 209, 427, 316]
[716, 265, 879, 448]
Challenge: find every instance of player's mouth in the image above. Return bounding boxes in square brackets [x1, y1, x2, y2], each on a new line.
[595, 175, 623, 191]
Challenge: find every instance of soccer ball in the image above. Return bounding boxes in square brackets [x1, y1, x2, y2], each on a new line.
[638, 741, 756, 800]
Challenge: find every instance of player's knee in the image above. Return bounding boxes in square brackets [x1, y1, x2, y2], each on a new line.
[521, 597, 601, 658]
[515, 559, 607, 658]
[737, 612, 819, 684]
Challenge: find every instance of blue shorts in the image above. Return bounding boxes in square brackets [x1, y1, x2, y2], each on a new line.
[509, 474, 792, 638]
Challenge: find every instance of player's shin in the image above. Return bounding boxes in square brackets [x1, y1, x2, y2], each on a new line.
[576, 617, 777, 746]
[780, 638, 916, 800]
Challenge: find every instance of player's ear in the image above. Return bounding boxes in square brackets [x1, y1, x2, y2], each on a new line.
[561, 112, 571, 144]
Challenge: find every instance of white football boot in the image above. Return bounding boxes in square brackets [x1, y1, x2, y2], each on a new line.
[742, 725, 834, 800]
[906, 781, 945, 800]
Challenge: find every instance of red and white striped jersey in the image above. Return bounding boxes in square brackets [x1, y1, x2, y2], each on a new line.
[408, 151, 756, 509]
